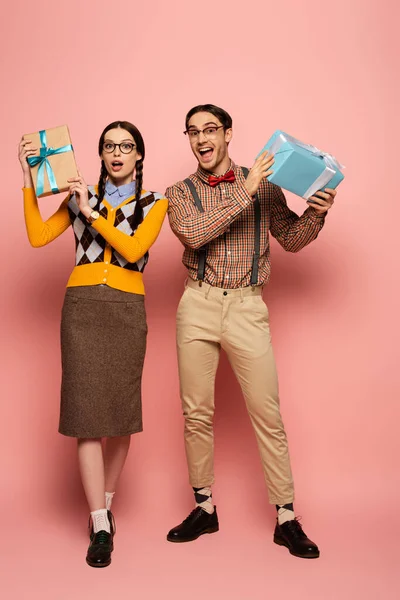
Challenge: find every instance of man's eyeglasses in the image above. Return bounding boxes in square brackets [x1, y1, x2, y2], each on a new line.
[183, 126, 224, 140]
[103, 142, 136, 154]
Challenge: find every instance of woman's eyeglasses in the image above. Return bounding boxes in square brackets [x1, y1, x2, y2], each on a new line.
[103, 142, 136, 154]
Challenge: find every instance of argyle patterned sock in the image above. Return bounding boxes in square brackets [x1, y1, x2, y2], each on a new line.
[276, 503, 295, 525]
[193, 486, 214, 514]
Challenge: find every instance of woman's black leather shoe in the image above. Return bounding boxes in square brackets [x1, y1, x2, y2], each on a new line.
[86, 530, 113, 568]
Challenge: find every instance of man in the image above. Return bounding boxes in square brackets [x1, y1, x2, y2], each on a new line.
[165, 104, 336, 559]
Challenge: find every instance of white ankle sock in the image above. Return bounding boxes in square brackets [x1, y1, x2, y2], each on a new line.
[105, 492, 115, 511]
[193, 487, 214, 514]
[277, 504, 295, 525]
[91, 508, 111, 533]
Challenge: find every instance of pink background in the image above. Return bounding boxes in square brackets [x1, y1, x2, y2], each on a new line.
[1, 0, 399, 598]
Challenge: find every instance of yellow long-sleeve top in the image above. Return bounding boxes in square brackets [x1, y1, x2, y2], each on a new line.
[23, 185, 168, 295]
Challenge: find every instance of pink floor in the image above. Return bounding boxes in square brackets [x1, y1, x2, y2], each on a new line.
[3, 492, 395, 600]
[3, 315, 398, 599]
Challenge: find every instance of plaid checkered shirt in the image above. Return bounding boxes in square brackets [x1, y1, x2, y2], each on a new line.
[166, 162, 326, 289]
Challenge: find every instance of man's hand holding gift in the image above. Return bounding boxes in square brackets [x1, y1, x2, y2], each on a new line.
[307, 188, 337, 215]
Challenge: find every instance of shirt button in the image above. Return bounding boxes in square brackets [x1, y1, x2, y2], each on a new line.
[105, 261, 109, 265]
[104, 269, 108, 273]
[103, 278, 107, 282]
[223, 291, 228, 296]
[227, 251, 231, 255]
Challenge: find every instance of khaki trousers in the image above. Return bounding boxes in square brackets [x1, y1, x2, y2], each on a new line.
[176, 278, 294, 505]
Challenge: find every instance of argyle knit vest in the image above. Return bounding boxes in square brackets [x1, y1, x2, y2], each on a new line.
[67, 185, 161, 272]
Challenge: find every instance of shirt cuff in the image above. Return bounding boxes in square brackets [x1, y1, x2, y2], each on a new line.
[306, 207, 327, 221]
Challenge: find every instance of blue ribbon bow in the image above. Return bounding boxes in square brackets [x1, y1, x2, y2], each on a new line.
[27, 130, 73, 196]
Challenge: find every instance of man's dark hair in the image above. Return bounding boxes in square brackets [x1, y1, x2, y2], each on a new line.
[185, 104, 233, 131]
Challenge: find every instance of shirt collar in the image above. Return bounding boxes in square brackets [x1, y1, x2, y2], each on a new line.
[105, 180, 136, 197]
[195, 160, 236, 185]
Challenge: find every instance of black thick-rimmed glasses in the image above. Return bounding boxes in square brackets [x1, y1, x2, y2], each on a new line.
[102, 142, 136, 154]
[183, 126, 224, 140]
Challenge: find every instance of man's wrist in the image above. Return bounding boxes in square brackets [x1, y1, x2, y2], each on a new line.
[307, 206, 327, 220]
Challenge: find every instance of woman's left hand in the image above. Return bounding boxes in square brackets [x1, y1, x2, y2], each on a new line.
[68, 171, 91, 218]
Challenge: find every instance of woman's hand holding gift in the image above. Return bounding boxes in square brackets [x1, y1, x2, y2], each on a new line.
[68, 171, 92, 219]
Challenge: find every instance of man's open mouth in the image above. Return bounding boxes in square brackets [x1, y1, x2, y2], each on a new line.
[198, 147, 214, 161]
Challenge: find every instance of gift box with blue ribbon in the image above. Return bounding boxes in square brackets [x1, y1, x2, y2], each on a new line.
[23, 125, 78, 197]
[258, 130, 344, 199]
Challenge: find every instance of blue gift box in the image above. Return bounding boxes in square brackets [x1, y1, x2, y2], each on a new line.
[258, 130, 344, 199]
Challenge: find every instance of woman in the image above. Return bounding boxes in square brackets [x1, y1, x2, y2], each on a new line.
[19, 121, 168, 568]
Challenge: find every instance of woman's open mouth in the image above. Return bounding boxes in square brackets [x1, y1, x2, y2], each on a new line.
[111, 160, 124, 172]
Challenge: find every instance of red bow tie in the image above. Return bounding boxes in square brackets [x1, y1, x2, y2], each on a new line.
[208, 170, 236, 187]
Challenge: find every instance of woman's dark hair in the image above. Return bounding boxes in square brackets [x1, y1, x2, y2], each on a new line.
[98, 121, 145, 231]
[185, 104, 233, 131]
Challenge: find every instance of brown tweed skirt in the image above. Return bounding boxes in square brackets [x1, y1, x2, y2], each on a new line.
[59, 285, 147, 438]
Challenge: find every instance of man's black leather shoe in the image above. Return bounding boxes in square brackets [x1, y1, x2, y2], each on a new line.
[274, 518, 320, 559]
[86, 530, 113, 568]
[167, 506, 219, 542]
